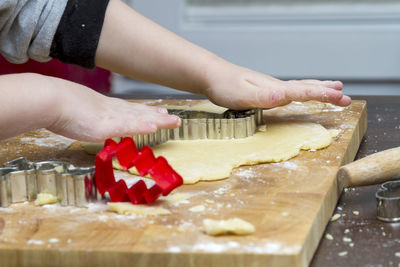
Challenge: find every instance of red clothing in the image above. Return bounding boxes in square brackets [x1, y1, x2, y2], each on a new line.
[0, 55, 111, 93]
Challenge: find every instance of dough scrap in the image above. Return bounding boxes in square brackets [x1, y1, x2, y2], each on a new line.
[34, 193, 58, 206]
[128, 121, 335, 184]
[203, 218, 255, 236]
[189, 205, 206, 212]
[108, 202, 171, 216]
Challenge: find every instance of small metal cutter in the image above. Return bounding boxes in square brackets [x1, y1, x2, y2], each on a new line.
[0, 157, 99, 208]
[376, 180, 400, 222]
[132, 108, 263, 149]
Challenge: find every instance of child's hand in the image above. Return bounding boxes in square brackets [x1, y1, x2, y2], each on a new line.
[47, 78, 180, 142]
[0, 73, 180, 142]
[203, 61, 351, 110]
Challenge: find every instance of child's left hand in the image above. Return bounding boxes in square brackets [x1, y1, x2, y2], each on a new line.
[203, 61, 351, 110]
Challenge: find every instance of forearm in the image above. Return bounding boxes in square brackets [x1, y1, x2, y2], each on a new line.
[95, 0, 220, 94]
[0, 73, 62, 139]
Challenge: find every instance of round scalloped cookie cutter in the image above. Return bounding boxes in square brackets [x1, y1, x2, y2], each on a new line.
[376, 180, 400, 222]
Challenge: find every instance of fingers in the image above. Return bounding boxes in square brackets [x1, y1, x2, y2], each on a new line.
[117, 102, 181, 135]
[251, 79, 350, 109]
[293, 80, 343, 91]
[283, 81, 351, 106]
[147, 105, 169, 114]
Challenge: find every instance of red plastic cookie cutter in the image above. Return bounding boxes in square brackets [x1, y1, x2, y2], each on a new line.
[94, 137, 183, 204]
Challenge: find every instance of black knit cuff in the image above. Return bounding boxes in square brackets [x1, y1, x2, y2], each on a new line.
[50, 0, 110, 69]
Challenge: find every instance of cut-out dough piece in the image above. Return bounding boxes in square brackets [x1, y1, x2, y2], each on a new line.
[203, 218, 255, 236]
[128, 121, 335, 184]
[108, 202, 171, 216]
[34, 193, 58, 206]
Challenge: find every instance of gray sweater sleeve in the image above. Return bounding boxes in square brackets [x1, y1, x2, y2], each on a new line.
[0, 0, 68, 64]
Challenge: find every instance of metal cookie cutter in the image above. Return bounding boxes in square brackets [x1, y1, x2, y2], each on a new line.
[376, 180, 400, 222]
[0, 157, 100, 208]
[132, 108, 263, 149]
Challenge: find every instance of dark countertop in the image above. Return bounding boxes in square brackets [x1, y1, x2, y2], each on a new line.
[311, 96, 400, 267]
[113, 93, 400, 266]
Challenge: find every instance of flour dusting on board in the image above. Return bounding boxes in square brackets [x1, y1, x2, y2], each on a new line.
[27, 240, 44, 245]
[192, 241, 240, 253]
[114, 170, 155, 188]
[321, 103, 345, 112]
[271, 161, 298, 170]
[184, 240, 301, 254]
[265, 101, 345, 116]
[235, 167, 258, 180]
[0, 207, 15, 213]
[20, 129, 75, 148]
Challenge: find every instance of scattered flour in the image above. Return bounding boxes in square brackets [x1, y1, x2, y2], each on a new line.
[213, 184, 231, 196]
[190, 240, 301, 254]
[0, 207, 15, 213]
[42, 203, 61, 210]
[272, 162, 298, 171]
[27, 240, 44, 245]
[322, 104, 345, 112]
[235, 168, 256, 178]
[192, 241, 240, 253]
[87, 202, 109, 213]
[168, 246, 182, 253]
[20, 131, 75, 149]
[114, 171, 155, 188]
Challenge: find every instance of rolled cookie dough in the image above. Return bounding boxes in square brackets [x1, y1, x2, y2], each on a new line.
[127, 121, 335, 184]
[82, 102, 337, 184]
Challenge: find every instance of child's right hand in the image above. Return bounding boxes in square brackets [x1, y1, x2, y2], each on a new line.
[0, 73, 180, 142]
[47, 77, 181, 142]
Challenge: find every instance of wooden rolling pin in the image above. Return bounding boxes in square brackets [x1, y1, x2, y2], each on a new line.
[338, 146, 400, 188]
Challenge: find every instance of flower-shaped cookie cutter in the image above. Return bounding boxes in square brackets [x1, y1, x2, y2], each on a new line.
[95, 137, 183, 205]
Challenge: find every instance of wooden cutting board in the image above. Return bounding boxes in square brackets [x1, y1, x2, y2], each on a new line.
[0, 100, 367, 267]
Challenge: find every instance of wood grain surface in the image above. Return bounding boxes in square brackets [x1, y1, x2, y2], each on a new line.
[0, 100, 367, 267]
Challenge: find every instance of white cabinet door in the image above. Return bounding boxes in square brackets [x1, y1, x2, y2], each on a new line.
[115, 0, 400, 95]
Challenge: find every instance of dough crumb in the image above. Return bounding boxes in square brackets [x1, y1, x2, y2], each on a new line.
[108, 202, 171, 216]
[330, 213, 341, 222]
[343, 237, 352, 243]
[34, 193, 58, 206]
[54, 165, 64, 173]
[329, 129, 341, 139]
[189, 205, 205, 212]
[325, 233, 333, 240]
[257, 125, 267, 132]
[338, 251, 348, 257]
[203, 218, 255, 236]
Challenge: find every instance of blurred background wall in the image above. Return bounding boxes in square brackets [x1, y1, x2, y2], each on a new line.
[114, 0, 400, 96]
